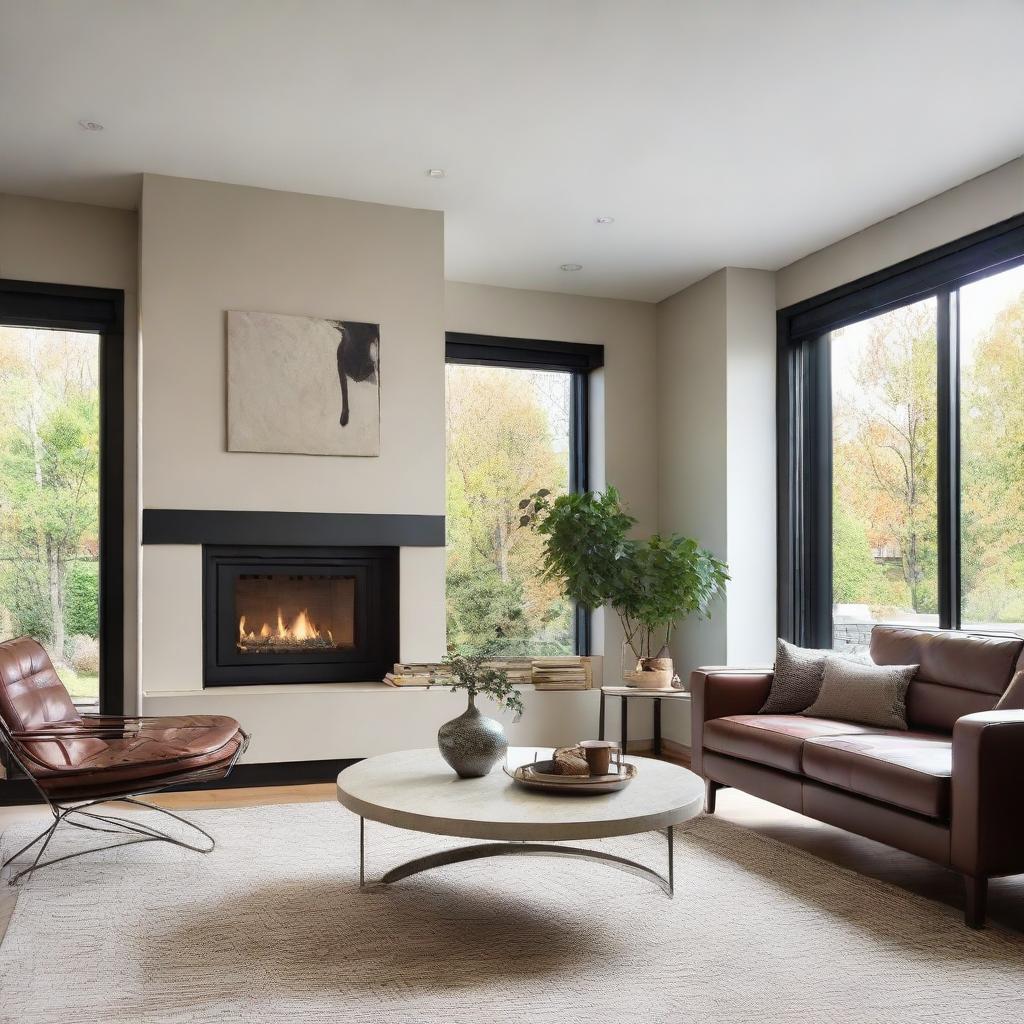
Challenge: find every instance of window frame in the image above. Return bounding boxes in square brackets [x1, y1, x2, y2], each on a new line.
[0, 279, 125, 713]
[444, 331, 604, 655]
[777, 213, 1024, 647]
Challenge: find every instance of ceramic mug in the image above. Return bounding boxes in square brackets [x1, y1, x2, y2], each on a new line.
[577, 739, 617, 776]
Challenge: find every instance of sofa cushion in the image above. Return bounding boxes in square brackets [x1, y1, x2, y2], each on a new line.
[871, 626, 1021, 731]
[702, 715, 887, 774]
[802, 732, 952, 819]
[871, 626, 1021, 695]
[759, 638, 871, 715]
[801, 658, 917, 730]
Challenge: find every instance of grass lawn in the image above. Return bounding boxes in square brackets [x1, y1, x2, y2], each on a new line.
[57, 665, 100, 705]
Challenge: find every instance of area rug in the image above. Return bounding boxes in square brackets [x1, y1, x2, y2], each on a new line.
[1, 803, 1021, 1024]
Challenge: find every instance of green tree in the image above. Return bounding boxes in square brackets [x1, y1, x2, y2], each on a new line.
[64, 560, 100, 638]
[832, 300, 938, 614]
[446, 364, 572, 653]
[832, 503, 889, 604]
[0, 328, 99, 664]
[446, 564, 531, 654]
[960, 290, 1024, 623]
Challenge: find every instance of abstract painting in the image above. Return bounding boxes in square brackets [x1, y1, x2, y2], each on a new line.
[227, 310, 380, 456]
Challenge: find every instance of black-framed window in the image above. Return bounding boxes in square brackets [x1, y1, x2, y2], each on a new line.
[778, 213, 1024, 650]
[445, 332, 603, 655]
[0, 280, 124, 713]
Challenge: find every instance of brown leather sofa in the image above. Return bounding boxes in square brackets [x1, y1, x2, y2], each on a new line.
[691, 625, 1024, 927]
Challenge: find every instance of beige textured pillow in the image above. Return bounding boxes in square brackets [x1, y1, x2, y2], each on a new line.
[801, 657, 918, 730]
[760, 638, 872, 715]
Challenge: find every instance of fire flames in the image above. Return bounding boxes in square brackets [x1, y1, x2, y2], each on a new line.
[238, 610, 335, 651]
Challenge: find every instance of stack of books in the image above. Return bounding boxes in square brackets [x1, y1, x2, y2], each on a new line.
[481, 659, 534, 686]
[382, 657, 591, 689]
[532, 656, 591, 690]
[383, 663, 449, 687]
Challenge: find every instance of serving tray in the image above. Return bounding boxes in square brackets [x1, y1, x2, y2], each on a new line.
[505, 758, 637, 795]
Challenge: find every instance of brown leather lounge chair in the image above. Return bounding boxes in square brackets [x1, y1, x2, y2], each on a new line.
[0, 636, 249, 884]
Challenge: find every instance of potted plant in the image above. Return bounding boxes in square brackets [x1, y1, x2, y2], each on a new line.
[521, 487, 728, 688]
[437, 652, 524, 777]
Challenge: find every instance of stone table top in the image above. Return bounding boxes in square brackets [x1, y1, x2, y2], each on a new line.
[336, 747, 704, 842]
[601, 686, 692, 698]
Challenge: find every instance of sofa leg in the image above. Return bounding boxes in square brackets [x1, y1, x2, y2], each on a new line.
[705, 780, 721, 815]
[964, 875, 988, 929]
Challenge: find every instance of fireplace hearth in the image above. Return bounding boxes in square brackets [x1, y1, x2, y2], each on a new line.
[203, 545, 398, 685]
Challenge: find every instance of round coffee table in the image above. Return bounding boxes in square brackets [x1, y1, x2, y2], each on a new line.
[336, 747, 704, 896]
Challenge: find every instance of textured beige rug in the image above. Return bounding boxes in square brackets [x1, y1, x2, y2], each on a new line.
[1, 802, 1022, 1023]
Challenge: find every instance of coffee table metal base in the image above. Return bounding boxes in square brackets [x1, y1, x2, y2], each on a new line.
[359, 818, 675, 897]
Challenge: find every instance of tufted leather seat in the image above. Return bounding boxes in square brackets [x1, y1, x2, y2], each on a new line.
[0, 637, 247, 801]
[0, 635, 82, 732]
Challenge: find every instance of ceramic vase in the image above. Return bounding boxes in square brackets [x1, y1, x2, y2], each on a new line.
[437, 693, 508, 778]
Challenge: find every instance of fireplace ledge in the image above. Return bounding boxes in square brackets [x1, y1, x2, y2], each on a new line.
[143, 682, 566, 697]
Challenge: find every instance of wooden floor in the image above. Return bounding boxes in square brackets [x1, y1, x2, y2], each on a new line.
[2, 767, 1022, 934]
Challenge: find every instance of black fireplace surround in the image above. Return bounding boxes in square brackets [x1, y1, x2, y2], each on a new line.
[202, 545, 399, 685]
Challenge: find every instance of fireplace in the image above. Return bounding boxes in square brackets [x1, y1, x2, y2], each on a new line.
[203, 545, 398, 685]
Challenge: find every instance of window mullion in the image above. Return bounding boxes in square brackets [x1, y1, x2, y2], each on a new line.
[936, 287, 960, 630]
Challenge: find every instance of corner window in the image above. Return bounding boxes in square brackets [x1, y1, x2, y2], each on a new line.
[444, 333, 601, 655]
[778, 214, 1024, 648]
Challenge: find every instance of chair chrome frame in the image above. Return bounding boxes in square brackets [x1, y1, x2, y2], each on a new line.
[0, 715, 249, 886]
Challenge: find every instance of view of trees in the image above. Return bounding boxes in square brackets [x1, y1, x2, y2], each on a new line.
[832, 266, 1024, 632]
[446, 363, 574, 654]
[960, 265, 1024, 626]
[0, 326, 101, 700]
[832, 298, 938, 619]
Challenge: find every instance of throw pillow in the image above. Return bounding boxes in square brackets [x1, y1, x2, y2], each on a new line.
[801, 657, 918, 730]
[760, 638, 871, 715]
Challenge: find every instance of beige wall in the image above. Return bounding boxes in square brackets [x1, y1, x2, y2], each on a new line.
[137, 175, 454, 758]
[0, 193, 141, 712]
[139, 175, 445, 515]
[776, 157, 1024, 309]
[655, 270, 727, 747]
[657, 270, 728, 671]
[723, 268, 776, 666]
[655, 268, 776, 746]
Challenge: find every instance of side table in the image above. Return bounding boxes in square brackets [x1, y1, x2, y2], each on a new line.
[598, 686, 692, 757]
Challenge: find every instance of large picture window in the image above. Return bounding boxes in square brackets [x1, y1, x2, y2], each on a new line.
[0, 281, 124, 712]
[778, 214, 1024, 649]
[444, 333, 601, 656]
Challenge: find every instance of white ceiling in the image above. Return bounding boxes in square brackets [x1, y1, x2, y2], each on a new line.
[2, 0, 1023, 302]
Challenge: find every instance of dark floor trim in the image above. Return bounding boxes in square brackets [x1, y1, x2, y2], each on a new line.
[0, 758, 360, 806]
[143, 509, 444, 547]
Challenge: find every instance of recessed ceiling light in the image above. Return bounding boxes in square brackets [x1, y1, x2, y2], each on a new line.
[77, 119, 104, 131]
[595, 216, 615, 224]
[426, 168, 446, 178]
[560, 263, 583, 272]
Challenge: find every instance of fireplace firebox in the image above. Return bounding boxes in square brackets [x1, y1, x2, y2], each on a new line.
[203, 545, 398, 685]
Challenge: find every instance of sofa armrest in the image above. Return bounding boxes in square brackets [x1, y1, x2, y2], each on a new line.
[951, 709, 1024, 878]
[689, 667, 773, 777]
